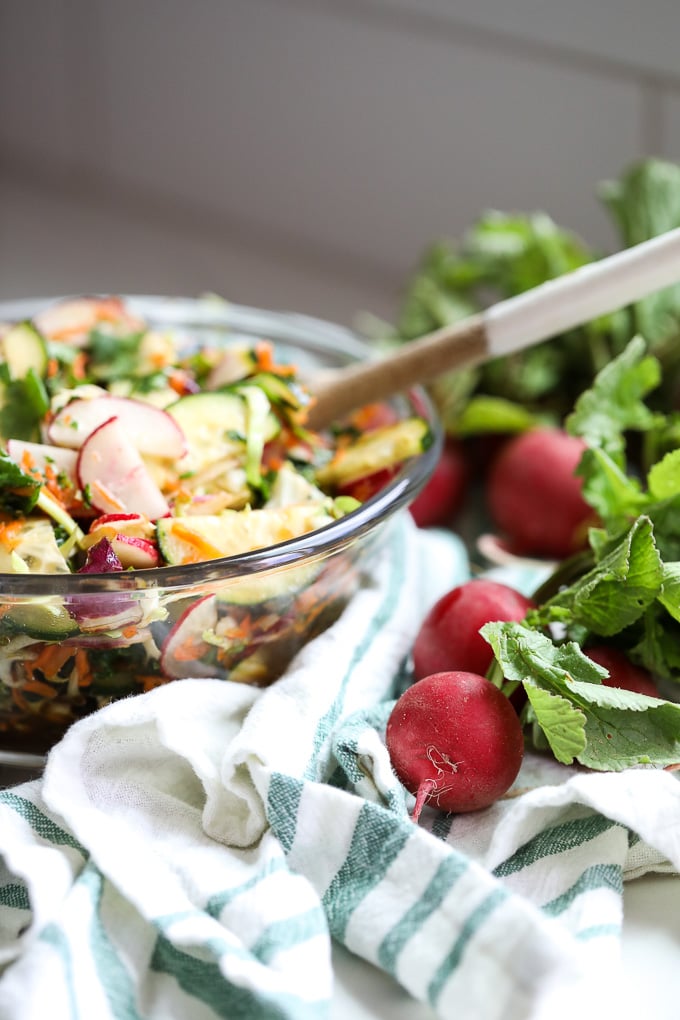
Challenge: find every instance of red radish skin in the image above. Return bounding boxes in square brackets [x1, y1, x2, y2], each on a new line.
[77, 416, 170, 520]
[585, 646, 660, 698]
[48, 395, 187, 457]
[486, 427, 594, 559]
[386, 671, 524, 819]
[409, 440, 468, 528]
[413, 579, 534, 680]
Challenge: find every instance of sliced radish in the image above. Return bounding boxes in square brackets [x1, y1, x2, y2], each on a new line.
[34, 296, 143, 345]
[108, 535, 160, 569]
[7, 439, 79, 481]
[89, 512, 151, 530]
[62, 628, 152, 649]
[48, 395, 187, 458]
[77, 416, 170, 520]
[160, 595, 220, 679]
[86, 512, 156, 541]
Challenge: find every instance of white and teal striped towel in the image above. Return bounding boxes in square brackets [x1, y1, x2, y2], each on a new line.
[1, 515, 680, 1020]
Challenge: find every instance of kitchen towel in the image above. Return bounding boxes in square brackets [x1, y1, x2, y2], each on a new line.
[0, 514, 679, 1020]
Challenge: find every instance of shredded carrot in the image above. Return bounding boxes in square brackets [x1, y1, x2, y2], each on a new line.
[170, 523, 225, 562]
[168, 370, 190, 395]
[22, 678, 58, 700]
[74, 649, 93, 687]
[92, 481, 125, 512]
[150, 350, 171, 369]
[72, 352, 87, 380]
[47, 357, 59, 378]
[0, 520, 25, 551]
[223, 614, 253, 642]
[254, 340, 295, 377]
[254, 341, 275, 373]
[27, 644, 74, 679]
[20, 450, 36, 472]
[11, 688, 28, 712]
[122, 625, 137, 639]
[171, 635, 210, 661]
[140, 674, 170, 692]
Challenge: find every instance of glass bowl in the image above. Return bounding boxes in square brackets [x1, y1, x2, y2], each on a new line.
[0, 294, 441, 759]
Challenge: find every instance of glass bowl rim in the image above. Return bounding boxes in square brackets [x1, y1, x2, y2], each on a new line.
[0, 293, 442, 595]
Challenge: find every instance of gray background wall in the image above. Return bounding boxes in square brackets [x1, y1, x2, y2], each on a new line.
[3, 0, 680, 328]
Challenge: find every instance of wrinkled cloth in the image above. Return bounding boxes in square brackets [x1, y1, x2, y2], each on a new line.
[0, 516, 679, 1020]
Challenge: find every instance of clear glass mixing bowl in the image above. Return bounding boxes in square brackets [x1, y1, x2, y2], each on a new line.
[0, 295, 441, 757]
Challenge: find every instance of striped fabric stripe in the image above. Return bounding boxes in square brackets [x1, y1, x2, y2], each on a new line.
[0, 792, 88, 856]
[305, 523, 408, 780]
[427, 887, 509, 1008]
[322, 802, 411, 943]
[377, 853, 469, 973]
[493, 814, 618, 877]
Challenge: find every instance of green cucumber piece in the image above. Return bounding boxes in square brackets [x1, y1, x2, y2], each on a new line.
[5, 599, 78, 640]
[167, 391, 280, 447]
[315, 416, 433, 488]
[0, 518, 71, 574]
[157, 505, 331, 604]
[2, 322, 48, 379]
[167, 391, 281, 490]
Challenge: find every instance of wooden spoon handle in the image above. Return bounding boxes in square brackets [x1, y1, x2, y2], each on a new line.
[306, 226, 680, 429]
[307, 315, 486, 428]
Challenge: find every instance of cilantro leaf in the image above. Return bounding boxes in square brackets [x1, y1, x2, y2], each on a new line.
[0, 369, 50, 443]
[0, 451, 41, 513]
[88, 328, 145, 381]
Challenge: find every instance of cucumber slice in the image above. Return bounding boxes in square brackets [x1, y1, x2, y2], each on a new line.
[1, 322, 48, 379]
[0, 518, 71, 574]
[315, 416, 432, 488]
[167, 392, 280, 460]
[157, 504, 335, 566]
[5, 600, 77, 640]
[158, 505, 333, 604]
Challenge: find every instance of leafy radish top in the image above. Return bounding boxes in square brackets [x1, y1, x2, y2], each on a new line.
[0, 296, 431, 575]
[477, 338, 680, 774]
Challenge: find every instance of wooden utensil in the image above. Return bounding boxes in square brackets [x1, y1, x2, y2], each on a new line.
[306, 227, 680, 429]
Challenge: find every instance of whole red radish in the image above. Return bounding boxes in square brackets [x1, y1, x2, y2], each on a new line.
[413, 579, 534, 680]
[486, 427, 594, 559]
[409, 440, 468, 528]
[386, 670, 524, 819]
[585, 646, 660, 698]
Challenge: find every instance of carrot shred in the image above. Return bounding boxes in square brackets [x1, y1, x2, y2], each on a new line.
[72, 352, 87, 380]
[92, 481, 125, 512]
[27, 644, 73, 678]
[0, 520, 25, 551]
[170, 523, 225, 562]
[171, 635, 210, 661]
[22, 678, 58, 700]
[74, 649, 93, 687]
[254, 340, 295, 377]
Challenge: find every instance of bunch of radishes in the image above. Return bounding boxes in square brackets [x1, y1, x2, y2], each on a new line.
[390, 425, 660, 822]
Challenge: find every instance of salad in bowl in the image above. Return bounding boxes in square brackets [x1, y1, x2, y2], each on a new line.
[0, 294, 439, 753]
